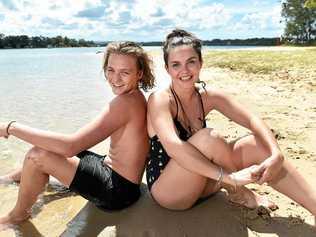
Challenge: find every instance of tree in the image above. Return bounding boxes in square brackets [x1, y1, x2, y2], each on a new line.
[0, 34, 96, 49]
[0, 33, 4, 48]
[281, 0, 316, 43]
[305, 0, 316, 9]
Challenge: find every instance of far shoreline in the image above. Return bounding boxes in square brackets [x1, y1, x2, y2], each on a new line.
[1, 45, 316, 51]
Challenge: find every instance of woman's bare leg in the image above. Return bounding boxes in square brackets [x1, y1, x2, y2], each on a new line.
[193, 130, 276, 209]
[231, 134, 316, 215]
[151, 128, 236, 210]
[151, 128, 273, 210]
[0, 147, 79, 229]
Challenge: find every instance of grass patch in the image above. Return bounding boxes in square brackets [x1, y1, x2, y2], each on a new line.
[203, 48, 316, 74]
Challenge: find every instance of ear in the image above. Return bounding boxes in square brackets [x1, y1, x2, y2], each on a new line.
[137, 70, 143, 81]
[165, 64, 169, 73]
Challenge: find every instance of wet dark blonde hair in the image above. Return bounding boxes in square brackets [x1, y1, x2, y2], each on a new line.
[103, 41, 155, 92]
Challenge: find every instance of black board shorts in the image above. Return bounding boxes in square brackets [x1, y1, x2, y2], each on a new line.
[69, 150, 140, 211]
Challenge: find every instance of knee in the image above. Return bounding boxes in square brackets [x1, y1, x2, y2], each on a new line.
[25, 147, 50, 169]
[246, 135, 271, 158]
[190, 128, 230, 153]
[190, 128, 223, 144]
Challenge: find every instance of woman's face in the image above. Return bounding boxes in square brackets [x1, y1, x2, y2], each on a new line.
[105, 53, 143, 95]
[166, 45, 202, 88]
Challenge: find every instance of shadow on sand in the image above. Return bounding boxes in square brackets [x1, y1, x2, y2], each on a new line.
[57, 184, 316, 237]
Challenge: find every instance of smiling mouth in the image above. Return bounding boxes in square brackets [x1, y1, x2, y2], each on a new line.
[180, 76, 192, 81]
[112, 84, 124, 88]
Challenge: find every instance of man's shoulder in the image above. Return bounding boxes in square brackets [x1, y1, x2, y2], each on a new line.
[112, 90, 143, 104]
[110, 91, 146, 114]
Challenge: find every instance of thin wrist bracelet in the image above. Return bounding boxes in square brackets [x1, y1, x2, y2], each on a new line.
[215, 166, 223, 187]
[6, 121, 16, 136]
[231, 173, 238, 193]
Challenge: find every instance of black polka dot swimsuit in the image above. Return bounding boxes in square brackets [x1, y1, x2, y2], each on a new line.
[146, 88, 206, 191]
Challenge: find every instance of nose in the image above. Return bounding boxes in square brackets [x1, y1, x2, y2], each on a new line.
[109, 72, 122, 83]
[180, 64, 189, 74]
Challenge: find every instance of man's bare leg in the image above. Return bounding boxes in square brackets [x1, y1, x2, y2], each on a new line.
[0, 156, 48, 229]
[0, 168, 22, 184]
[0, 147, 79, 230]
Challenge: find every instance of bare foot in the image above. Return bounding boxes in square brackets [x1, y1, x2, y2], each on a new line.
[0, 175, 16, 184]
[0, 216, 15, 231]
[0, 211, 30, 230]
[0, 169, 22, 184]
[226, 186, 278, 210]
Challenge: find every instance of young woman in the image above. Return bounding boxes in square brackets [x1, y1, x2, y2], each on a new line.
[0, 41, 155, 229]
[146, 29, 316, 218]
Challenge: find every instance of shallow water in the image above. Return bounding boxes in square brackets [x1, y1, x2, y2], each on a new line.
[0, 47, 115, 236]
[1, 47, 113, 165]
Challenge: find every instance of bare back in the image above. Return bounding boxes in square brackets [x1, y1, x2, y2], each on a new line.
[106, 90, 148, 184]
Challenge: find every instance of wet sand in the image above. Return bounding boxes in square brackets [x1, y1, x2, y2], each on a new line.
[1, 47, 316, 236]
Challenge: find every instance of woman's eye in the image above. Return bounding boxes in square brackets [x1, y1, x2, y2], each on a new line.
[172, 63, 179, 68]
[188, 60, 196, 64]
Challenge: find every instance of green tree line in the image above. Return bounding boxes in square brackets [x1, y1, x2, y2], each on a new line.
[140, 38, 280, 46]
[0, 34, 98, 49]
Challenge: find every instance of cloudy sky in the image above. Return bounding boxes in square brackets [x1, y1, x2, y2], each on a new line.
[0, 0, 284, 41]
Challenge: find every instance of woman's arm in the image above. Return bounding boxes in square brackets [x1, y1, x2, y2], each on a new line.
[1, 95, 131, 157]
[208, 89, 284, 183]
[148, 91, 254, 187]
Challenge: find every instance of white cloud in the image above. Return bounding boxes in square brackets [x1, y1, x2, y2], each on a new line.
[0, 0, 284, 40]
[185, 3, 231, 30]
[233, 5, 282, 34]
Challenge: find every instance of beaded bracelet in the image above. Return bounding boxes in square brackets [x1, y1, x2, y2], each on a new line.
[6, 121, 16, 136]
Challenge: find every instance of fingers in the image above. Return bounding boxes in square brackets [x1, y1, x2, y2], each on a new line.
[250, 165, 264, 175]
[233, 167, 258, 186]
[249, 165, 264, 182]
[257, 169, 272, 185]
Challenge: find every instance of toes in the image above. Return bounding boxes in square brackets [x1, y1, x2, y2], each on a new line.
[226, 186, 278, 210]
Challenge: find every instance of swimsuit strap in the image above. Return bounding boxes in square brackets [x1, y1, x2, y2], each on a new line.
[170, 86, 206, 135]
[170, 86, 180, 120]
[195, 88, 207, 128]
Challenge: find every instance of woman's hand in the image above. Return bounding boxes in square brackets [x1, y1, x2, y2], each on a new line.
[227, 165, 261, 188]
[251, 152, 284, 185]
[0, 123, 9, 139]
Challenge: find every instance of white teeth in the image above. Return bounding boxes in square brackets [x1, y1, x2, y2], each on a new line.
[180, 76, 191, 81]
